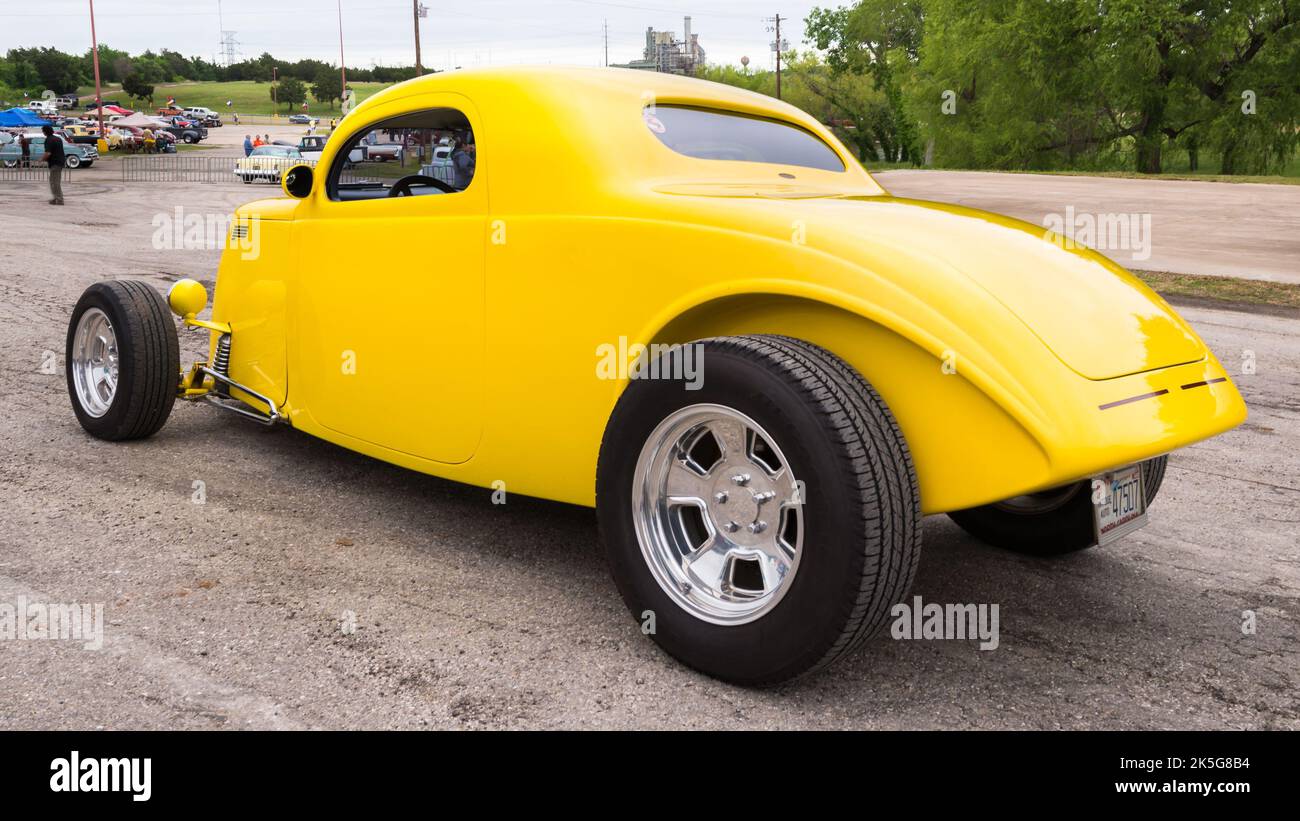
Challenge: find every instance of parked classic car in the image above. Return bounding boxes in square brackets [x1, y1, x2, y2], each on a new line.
[59, 124, 102, 145]
[360, 140, 403, 162]
[65, 67, 1246, 684]
[234, 144, 304, 182]
[295, 134, 364, 164]
[288, 113, 318, 125]
[1, 133, 98, 167]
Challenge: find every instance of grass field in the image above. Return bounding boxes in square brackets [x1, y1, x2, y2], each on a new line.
[74, 79, 391, 117]
[863, 155, 1300, 185]
[1134, 270, 1300, 311]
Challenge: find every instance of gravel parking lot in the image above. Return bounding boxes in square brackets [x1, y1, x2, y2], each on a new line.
[0, 155, 1296, 729]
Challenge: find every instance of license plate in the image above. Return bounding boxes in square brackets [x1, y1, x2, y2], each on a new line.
[1093, 464, 1148, 546]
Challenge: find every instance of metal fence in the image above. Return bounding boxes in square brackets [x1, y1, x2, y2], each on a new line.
[0, 165, 57, 183]
[1, 154, 456, 188]
[118, 155, 317, 184]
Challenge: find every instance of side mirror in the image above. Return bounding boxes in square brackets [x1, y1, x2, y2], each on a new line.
[281, 163, 314, 199]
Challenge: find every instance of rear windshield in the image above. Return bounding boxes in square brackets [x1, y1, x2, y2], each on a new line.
[644, 105, 845, 172]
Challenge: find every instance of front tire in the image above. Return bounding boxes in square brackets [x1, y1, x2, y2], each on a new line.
[64, 154, 81, 169]
[66, 280, 179, 441]
[597, 335, 921, 685]
[947, 456, 1169, 556]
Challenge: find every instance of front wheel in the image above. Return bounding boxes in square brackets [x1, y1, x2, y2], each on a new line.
[947, 456, 1168, 556]
[64, 154, 81, 169]
[597, 335, 921, 685]
[66, 280, 180, 441]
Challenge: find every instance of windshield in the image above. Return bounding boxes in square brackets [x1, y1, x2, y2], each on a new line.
[253, 146, 297, 157]
[644, 105, 845, 173]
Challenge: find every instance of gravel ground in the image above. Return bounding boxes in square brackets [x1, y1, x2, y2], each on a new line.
[0, 149, 1296, 729]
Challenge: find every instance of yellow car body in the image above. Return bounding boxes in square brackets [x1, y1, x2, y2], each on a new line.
[205, 66, 1244, 516]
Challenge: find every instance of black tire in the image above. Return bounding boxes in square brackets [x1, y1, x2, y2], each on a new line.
[64, 154, 81, 169]
[596, 335, 921, 685]
[66, 280, 179, 441]
[184, 133, 197, 144]
[947, 455, 1169, 556]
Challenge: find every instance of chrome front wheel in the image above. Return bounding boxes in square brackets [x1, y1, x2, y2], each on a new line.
[66, 280, 179, 441]
[633, 404, 804, 625]
[70, 307, 118, 418]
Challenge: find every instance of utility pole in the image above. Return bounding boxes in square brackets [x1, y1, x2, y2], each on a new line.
[775, 14, 783, 101]
[272, 65, 278, 119]
[603, 19, 608, 67]
[413, 1, 424, 76]
[88, 0, 104, 138]
[337, 0, 348, 102]
[765, 14, 785, 100]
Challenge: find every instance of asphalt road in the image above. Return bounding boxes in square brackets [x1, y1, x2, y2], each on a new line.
[0, 149, 1296, 729]
[878, 169, 1300, 284]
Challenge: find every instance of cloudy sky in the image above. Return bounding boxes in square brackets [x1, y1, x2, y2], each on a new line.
[3, 0, 828, 72]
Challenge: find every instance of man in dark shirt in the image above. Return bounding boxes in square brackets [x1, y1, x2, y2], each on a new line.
[451, 136, 476, 191]
[40, 125, 65, 205]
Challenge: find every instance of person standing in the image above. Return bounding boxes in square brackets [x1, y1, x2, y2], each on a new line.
[451, 136, 475, 191]
[40, 125, 65, 205]
[243, 134, 253, 156]
[19, 133, 30, 168]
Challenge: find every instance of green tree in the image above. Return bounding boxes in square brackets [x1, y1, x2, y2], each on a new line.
[121, 71, 154, 105]
[912, 0, 1299, 174]
[6, 47, 86, 94]
[806, 0, 924, 163]
[311, 67, 341, 108]
[271, 76, 307, 111]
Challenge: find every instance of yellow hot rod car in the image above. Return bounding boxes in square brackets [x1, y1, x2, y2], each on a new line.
[66, 67, 1246, 684]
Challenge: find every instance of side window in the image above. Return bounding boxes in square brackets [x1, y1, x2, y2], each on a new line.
[328, 107, 476, 202]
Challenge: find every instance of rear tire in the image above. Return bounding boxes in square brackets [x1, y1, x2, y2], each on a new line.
[947, 456, 1169, 556]
[66, 280, 179, 441]
[597, 335, 921, 685]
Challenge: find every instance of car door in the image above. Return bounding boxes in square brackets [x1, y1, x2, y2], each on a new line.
[292, 98, 486, 465]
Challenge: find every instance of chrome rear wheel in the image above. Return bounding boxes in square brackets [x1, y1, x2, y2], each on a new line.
[634, 404, 804, 625]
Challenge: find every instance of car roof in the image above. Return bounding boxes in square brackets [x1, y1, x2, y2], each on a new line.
[348, 67, 876, 205]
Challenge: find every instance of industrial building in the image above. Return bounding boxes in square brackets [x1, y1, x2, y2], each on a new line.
[616, 16, 706, 75]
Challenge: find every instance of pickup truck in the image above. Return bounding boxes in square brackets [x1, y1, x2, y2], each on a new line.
[164, 120, 208, 144]
[296, 134, 365, 164]
[183, 107, 222, 127]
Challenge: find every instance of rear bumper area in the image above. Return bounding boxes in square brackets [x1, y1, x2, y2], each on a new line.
[937, 355, 1246, 513]
[1047, 355, 1245, 483]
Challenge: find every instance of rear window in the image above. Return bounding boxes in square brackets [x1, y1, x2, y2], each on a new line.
[644, 105, 845, 172]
